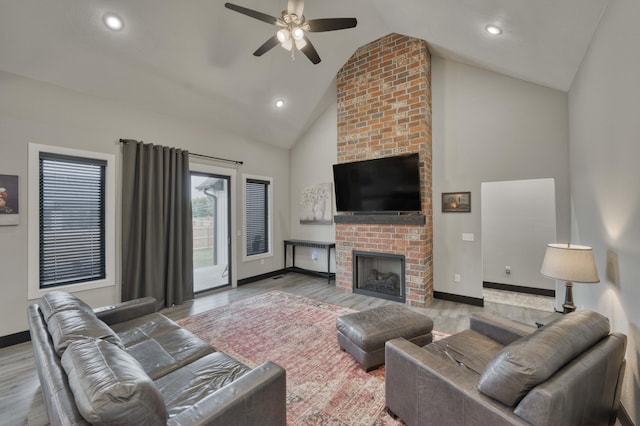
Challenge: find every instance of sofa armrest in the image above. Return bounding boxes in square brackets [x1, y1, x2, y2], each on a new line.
[470, 313, 536, 346]
[166, 361, 286, 426]
[385, 338, 528, 425]
[94, 297, 157, 326]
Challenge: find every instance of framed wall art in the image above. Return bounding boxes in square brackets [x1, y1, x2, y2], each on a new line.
[0, 174, 19, 225]
[442, 191, 471, 213]
[299, 182, 333, 225]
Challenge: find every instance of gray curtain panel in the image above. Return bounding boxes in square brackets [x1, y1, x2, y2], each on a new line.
[121, 140, 194, 307]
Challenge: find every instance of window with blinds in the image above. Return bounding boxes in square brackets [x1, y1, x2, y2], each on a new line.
[245, 178, 270, 257]
[39, 153, 106, 288]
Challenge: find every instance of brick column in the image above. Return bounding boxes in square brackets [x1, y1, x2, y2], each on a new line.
[335, 33, 432, 307]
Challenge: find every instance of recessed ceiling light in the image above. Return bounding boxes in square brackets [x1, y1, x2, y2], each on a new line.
[485, 24, 502, 35]
[274, 99, 285, 109]
[103, 13, 124, 31]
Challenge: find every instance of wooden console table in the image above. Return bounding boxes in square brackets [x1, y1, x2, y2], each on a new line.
[283, 239, 335, 284]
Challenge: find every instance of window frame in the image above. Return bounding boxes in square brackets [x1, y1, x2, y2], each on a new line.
[242, 174, 273, 262]
[28, 143, 116, 300]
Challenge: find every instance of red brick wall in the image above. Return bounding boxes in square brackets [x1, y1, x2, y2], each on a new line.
[335, 33, 432, 307]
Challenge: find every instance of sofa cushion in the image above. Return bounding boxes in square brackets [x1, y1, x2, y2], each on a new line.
[477, 310, 610, 407]
[61, 338, 168, 425]
[111, 312, 182, 347]
[514, 333, 627, 425]
[154, 351, 251, 418]
[39, 291, 94, 322]
[125, 327, 215, 380]
[423, 329, 505, 375]
[47, 309, 123, 356]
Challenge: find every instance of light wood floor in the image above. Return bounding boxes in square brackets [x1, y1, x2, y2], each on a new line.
[0, 273, 552, 425]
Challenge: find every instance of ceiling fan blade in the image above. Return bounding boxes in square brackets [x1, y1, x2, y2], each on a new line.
[224, 3, 278, 25]
[287, 0, 304, 17]
[253, 35, 280, 56]
[300, 36, 321, 64]
[307, 18, 357, 32]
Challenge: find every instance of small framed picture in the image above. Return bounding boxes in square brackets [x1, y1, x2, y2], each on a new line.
[442, 192, 471, 213]
[0, 174, 19, 225]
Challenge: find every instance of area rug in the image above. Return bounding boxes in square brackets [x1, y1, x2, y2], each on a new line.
[177, 291, 449, 425]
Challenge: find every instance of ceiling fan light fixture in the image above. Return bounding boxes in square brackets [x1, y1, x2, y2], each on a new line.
[277, 28, 290, 43]
[224, 1, 357, 64]
[291, 26, 305, 40]
[281, 38, 293, 51]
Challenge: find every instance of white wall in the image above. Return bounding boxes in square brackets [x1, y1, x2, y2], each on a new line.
[481, 178, 556, 290]
[432, 56, 570, 300]
[288, 89, 337, 272]
[568, 0, 640, 421]
[0, 69, 289, 337]
[287, 58, 571, 300]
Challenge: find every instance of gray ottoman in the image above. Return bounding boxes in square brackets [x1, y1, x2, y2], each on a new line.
[336, 305, 433, 371]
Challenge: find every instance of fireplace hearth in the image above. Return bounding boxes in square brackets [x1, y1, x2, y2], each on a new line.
[353, 251, 405, 303]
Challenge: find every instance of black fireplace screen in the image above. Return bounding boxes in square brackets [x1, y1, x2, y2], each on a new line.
[353, 251, 405, 303]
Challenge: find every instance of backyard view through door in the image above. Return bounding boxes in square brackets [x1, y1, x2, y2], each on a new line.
[191, 172, 231, 292]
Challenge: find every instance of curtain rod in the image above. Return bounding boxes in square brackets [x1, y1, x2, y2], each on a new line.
[119, 139, 243, 165]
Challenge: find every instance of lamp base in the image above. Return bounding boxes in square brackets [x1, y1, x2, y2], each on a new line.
[563, 282, 576, 314]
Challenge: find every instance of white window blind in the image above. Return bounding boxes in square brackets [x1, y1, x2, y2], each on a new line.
[39, 153, 106, 288]
[245, 178, 269, 256]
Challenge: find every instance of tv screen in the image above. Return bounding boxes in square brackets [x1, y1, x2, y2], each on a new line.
[333, 153, 421, 213]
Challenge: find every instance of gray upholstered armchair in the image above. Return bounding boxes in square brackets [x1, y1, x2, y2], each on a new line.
[385, 311, 626, 425]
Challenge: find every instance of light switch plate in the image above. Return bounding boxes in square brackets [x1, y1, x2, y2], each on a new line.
[462, 233, 474, 241]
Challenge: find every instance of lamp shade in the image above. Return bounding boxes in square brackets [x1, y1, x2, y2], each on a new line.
[540, 243, 600, 283]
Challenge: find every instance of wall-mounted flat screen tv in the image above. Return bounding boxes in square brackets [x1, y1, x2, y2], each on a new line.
[333, 153, 421, 213]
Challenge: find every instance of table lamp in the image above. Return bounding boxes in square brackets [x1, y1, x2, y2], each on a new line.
[540, 243, 600, 313]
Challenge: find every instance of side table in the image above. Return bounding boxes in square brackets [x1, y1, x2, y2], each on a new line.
[283, 239, 335, 284]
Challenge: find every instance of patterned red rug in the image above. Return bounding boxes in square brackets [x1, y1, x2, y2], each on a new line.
[177, 291, 447, 425]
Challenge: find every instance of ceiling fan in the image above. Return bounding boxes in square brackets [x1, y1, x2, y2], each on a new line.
[224, 0, 357, 64]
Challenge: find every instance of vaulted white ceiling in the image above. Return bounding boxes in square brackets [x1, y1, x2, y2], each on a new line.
[0, 0, 609, 148]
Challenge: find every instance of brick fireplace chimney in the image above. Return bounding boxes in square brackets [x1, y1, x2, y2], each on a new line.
[334, 33, 433, 307]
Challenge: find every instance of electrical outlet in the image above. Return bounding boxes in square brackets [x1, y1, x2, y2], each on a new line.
[454, 273, 461, 283]
[260, 259, 265, 265]
[505, 266, 511, 275]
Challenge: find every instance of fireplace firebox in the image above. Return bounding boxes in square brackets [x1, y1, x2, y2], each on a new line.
[353, 251, 405, 303]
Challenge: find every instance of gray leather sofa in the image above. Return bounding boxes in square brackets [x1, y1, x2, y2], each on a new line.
[385, 311, 627, 425]
[28, 291, 286, 425]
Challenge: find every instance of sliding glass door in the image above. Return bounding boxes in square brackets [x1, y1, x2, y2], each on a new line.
[191, 172, 231, 292]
